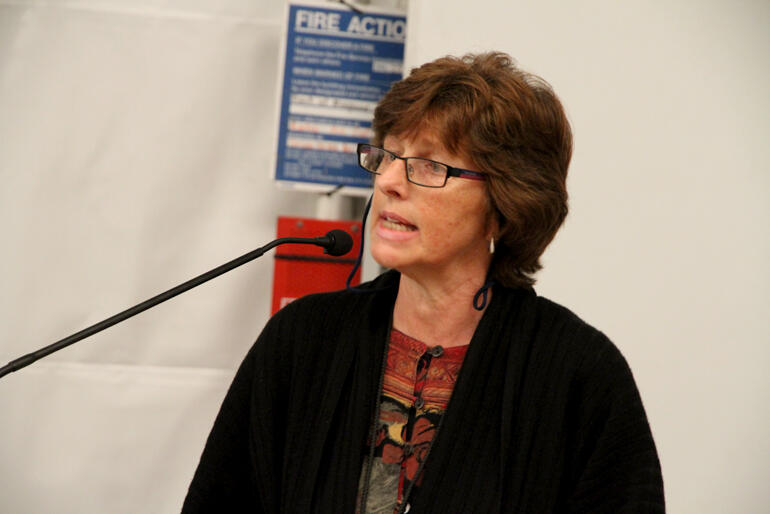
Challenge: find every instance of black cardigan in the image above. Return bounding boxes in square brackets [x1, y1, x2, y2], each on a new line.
[183, 271, 664, 513]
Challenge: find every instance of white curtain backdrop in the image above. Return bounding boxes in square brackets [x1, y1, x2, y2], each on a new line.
[1, 0, 768, 513]
[0, 1, 318, 511]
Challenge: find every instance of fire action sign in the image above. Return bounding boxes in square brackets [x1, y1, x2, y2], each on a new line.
[273, 0, 406, 194]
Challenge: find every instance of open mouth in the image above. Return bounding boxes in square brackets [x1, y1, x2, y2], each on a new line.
[380, 214, 417, 232]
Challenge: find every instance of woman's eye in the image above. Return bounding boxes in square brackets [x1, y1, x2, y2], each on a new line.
[411, 159, 443, 175]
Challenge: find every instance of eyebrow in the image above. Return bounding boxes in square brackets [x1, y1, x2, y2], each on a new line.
[383, 140, 445, 161]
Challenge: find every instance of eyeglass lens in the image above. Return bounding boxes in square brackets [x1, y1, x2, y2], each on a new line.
[358, 146, 448, 187]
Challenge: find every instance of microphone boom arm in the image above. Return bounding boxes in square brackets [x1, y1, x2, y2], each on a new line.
[0, 233, 351, 379]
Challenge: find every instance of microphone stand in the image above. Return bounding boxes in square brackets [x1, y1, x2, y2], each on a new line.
[0, 231, 352, 379]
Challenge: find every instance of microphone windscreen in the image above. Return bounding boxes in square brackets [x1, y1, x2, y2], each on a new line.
[324, 229, 354, 256]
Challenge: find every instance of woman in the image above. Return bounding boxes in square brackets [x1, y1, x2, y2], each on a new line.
[183, 52, 664, 513]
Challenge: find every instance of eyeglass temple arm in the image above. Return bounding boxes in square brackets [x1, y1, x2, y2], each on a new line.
[448, 167, 486, 181]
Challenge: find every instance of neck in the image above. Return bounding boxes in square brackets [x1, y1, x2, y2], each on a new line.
[393, 269, 490, 348]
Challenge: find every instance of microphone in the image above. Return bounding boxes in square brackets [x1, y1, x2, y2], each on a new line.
[0, 230, 355, 379]
[315, 229, 354, 256]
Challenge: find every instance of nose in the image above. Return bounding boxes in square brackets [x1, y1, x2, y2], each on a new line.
[375, 156, 408, 198]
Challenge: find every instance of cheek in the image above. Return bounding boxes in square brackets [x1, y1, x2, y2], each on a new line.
[421, 199, 486, 249]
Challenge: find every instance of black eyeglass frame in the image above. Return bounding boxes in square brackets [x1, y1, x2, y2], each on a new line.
[356, 143, 486, 188]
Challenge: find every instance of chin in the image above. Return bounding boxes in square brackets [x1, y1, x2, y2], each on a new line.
[370, 243, 412, 272]
[370, 247, 399, 271]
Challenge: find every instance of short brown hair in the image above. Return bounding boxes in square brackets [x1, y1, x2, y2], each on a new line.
[372, 52, 572, 288]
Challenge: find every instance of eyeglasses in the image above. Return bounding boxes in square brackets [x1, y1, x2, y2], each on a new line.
[356, 143, 486, 188]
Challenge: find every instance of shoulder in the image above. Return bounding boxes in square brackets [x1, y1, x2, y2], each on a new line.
[497, 286, 613, 350]
[254, 270, 399, 362]
[271, 269, 400, 327]
[526, 294, 643, 410]
[532, 295, 618, 357]
[493, 286, 633, 385]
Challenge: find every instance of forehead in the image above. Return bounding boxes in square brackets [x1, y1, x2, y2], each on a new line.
[383, 130, 477, 171]
[383, 129, 454, 159]
[384, 128, 439, 148]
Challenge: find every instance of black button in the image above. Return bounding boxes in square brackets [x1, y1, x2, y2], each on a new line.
[429, 345, 444, 358]
[414, 397, 425, 410]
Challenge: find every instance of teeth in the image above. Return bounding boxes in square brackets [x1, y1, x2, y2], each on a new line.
[381, 219, 416, 232]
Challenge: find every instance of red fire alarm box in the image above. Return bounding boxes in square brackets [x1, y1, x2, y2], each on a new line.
[271, 216, 362, 315]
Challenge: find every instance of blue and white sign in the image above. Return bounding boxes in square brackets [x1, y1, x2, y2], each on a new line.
[274, 0, 406, 192]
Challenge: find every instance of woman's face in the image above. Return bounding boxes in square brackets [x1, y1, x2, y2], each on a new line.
[369, 131, 493, 280]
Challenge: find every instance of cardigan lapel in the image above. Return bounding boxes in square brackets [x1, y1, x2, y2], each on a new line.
[293, 273, 399, 513]
[407, 284, 533, 513]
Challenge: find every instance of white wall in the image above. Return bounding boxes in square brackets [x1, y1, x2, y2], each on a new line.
[407, 1, 769, 512]
[0, 0, 767, 512]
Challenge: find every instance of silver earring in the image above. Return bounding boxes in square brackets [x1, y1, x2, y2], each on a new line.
[489, 237, 495, 254]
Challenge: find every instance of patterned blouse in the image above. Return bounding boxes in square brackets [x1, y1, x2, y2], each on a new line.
[357, 329, 469, 513]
